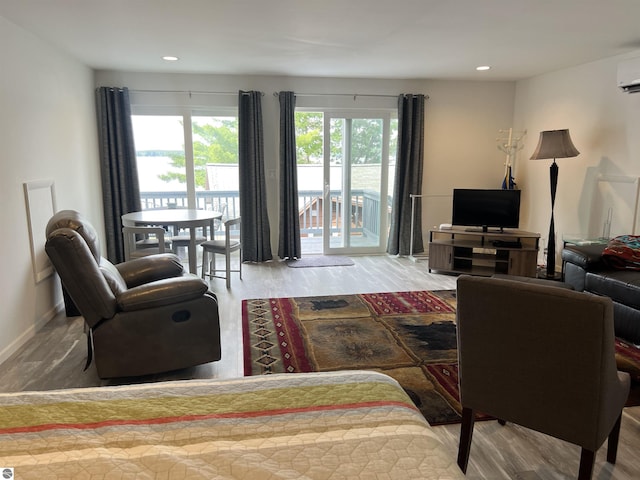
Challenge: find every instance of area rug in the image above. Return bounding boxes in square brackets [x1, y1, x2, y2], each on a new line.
[286, 255, 354, 268]
[242, 290, 640, 426]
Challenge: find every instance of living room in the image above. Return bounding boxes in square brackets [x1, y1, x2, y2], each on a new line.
[2, 2, 640, 478]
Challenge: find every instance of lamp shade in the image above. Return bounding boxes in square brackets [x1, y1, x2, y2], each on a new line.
[530, 129, 580, 160]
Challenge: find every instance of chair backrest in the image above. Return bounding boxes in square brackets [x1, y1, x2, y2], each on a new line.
[46, 209, 102, 262]
[45, 210, 119, 327]
[122, 226, 167, 261]
[218, 203, 229, 221]
[224, 217, 241, 248]
[456, 275, 621, 451]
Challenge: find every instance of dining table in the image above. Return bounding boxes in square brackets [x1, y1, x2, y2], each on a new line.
[121, 209, 222, 274]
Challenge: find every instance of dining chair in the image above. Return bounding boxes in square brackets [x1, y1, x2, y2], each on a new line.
[200, 217, 241, 288]
[169, 228, 208, 258]
[212, 203, 228, 239]
[122, 226, 170, 261]
[169, 204, 227, 256]
[456, 275, 630, 480]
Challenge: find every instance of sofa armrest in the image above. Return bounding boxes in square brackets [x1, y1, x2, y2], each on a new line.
[561, 244, 607, 270]
[116, 254, 185, 288]
[117, 276, 209, 311]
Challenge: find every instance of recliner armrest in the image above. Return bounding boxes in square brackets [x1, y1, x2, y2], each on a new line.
[117, 276, 209, 311]
[116, 254, 184, 288]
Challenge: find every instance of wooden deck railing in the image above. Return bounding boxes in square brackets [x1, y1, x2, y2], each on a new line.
[140, 189, 388, 239]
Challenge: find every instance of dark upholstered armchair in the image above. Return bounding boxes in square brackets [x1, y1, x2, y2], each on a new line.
[45, 210, 221, 379]
[456, 275, 630, 480]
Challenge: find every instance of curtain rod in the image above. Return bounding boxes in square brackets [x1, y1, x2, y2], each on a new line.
[129, 89, 428, 100]
[130, 89, 262, 96]
[273, 92, 429, 100]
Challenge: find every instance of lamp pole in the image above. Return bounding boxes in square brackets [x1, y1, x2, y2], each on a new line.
[546, 160, 558, 278]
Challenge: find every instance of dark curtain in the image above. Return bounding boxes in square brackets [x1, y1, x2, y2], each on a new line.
[277, 91, 302, 259]
[238, 90, 273, 262]
[387, 94, 426, 255]
[95, 87, 141, 263]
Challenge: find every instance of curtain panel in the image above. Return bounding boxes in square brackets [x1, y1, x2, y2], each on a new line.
[387, 94, 426, 256]
[277, 91, 302, 259]
[95, 86, 141, 263]
[238, 90, 273, 262]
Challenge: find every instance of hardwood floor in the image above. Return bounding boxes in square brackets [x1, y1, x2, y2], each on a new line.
[0, 254, 638, 479]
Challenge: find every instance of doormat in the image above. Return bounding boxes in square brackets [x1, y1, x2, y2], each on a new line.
[286, 256, 354, 268]
[242, 290, 640, 426]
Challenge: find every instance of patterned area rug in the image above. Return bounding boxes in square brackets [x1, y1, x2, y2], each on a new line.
[242, 290, 640, 426]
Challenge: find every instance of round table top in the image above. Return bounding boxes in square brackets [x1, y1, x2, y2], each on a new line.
[122, 209, 222, 226]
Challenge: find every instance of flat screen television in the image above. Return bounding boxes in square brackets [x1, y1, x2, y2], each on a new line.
[452, 189, 521, 232]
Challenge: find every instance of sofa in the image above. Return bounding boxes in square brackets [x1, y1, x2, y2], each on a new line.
[562, 243, 640, 345]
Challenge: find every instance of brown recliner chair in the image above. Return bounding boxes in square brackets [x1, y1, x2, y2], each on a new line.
[456, 275, 630, 480]
[45, 210, 221, 379]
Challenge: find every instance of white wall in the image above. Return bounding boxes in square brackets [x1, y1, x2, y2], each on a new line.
[514, 51, 640, 268]
[95, 71, 516, 249]
[0, 16, 102, 363]
[422, 81, 516, 230]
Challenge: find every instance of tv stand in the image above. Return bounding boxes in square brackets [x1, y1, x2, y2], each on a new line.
[428, 228, 540, 277]
[464, 226, 504, 233]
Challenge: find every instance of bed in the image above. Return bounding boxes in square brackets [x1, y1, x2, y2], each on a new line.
[0, 370, 463, 479]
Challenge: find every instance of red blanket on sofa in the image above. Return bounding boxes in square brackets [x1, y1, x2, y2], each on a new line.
[602, 235, 640, 270]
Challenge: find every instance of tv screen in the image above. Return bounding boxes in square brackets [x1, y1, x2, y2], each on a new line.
[452, 189, 521, 232]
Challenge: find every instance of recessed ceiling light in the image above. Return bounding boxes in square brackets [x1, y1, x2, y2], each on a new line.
[476, 65, 491, 71]
[162, 56, 179, 62]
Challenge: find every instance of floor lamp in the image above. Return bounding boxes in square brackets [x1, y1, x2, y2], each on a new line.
[530, 129, 580, 278]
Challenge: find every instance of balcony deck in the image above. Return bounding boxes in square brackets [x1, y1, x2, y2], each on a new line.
[141, 189, 390, 256]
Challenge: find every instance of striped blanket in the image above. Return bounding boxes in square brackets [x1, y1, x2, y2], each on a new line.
[0, 370, 463, 479]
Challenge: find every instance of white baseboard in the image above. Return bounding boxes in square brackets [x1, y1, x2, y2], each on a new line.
[0, 302, 64, 365]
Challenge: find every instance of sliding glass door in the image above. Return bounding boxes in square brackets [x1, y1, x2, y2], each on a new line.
[323, 112, 395, 255]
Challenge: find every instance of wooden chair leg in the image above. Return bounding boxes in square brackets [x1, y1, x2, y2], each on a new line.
[225, 251, 231, 289]
[607, 414, 622, 464]
[457, 407, 475, 473]
[578, 448, 595, 480]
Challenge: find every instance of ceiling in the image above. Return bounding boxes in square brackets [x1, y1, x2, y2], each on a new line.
[2, 0, 640, 81]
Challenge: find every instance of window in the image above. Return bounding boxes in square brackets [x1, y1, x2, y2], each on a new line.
[132, 115, 187, 207]
[131, 111, 239, 217]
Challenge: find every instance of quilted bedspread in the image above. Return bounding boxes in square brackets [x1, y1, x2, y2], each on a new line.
[0, 370, 463, 479]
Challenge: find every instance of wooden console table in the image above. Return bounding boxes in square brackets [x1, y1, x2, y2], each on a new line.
[428, 228, 540, 277]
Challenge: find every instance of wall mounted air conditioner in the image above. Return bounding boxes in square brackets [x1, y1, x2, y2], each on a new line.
[618, 56, 640, 93]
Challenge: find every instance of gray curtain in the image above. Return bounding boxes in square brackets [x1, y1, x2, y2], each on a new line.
[238, 90, 273, 262]
[95, 87, 141, 263]
[387, 94, 425, 255]
[278, 91, 302, 259]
